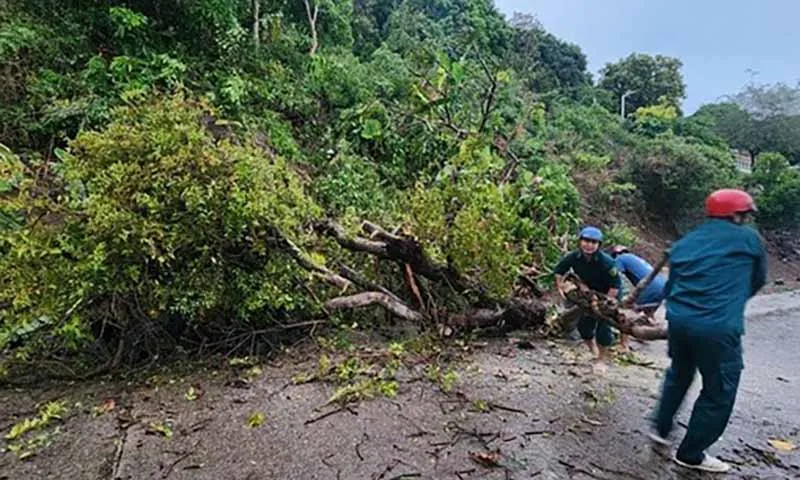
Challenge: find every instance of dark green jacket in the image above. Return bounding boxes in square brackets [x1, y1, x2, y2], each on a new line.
[665, 219, 768, 335]
[554, 250, 622, 294]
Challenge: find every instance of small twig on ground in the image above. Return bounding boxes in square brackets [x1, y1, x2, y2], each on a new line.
[523, 429, 555, 436]
[111, 426, 129, 480]
[355, 432, 369, 461]
[557, 459, 609, 480]
[266, 382, 291, 401]
[455, 468, 476, 480]
[321, 453, 335, 467]
[489, 402, 527, 415]
[305, 405, 358, 425]
[400, 414, 433, 438]
[189, 418, 213, 433]
[162, 451, 193, 479]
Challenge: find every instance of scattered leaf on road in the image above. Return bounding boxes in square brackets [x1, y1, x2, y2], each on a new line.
[92, 399, 116, 416]
[146, 421, 173, 439]
[248, 412, 265, 428]
[469, 450, 501, 467]
[768, 439, 797, 452]
[185, 386, 198, 401]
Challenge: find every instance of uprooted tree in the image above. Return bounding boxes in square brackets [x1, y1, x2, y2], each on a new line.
[0, 95, 674, 382]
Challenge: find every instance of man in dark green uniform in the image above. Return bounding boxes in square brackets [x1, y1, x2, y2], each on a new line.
[554, 226, 621, 374]
[650, 189, 767, 473]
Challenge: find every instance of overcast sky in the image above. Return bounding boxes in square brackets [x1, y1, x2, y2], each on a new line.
[493, 0, 800, 114]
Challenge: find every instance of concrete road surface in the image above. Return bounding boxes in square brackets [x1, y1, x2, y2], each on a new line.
[2, 291, 799, 479]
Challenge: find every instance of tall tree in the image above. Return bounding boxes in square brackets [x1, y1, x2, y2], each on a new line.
[728, 81, 800, 119]
[505, 13, 590, 94]
[695, 82, 800, 163]
[598, 53, 686, 116]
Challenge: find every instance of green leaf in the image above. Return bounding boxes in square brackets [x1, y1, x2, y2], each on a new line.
[360, 119, 382, 140]
[247, 412, 265, 428]
[451, 62, 465, 84]
[185, 387, 198, 401]
[147, 421, 173, 439]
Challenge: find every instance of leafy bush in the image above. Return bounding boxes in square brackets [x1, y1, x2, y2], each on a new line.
[406, 138, 582, 297]
[0, 96, 322, 360]
[313, 145, 399, 220]
[517, 163, 581, 267]
[406, 139, 531, 298]
[631, 101, 678, 137]
[603, 223, 638, 247]
[748, 152, 800, 230]
[624, 138, 740, 227]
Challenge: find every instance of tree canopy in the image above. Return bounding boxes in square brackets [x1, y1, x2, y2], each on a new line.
[598, 53, 687, 116]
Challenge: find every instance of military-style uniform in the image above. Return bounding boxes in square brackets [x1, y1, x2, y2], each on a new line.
[553, 249, 622, 346]
[654, 218, 767, 465]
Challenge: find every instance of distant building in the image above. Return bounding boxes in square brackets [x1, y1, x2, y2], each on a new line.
[732, 150, 752, 173]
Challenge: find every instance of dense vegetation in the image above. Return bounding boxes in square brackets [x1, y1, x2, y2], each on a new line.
[1, 0, 798, 376]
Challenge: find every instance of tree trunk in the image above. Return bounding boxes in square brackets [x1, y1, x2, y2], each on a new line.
[303, 0, 319, 56]
[252, 0, 260, 48]
[324, 292, 427, 323]
[561, 273, 667, 340]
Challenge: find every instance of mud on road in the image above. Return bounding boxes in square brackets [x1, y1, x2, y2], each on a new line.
[2, 291, 800, 480]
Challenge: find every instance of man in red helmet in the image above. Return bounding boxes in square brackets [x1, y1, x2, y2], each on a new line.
[650, 189, 768, 473]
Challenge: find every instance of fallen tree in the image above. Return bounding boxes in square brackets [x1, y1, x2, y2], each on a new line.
[308, 219, 665, 341]
[560, 272, 668, 340]
[310, 219, 548, 334]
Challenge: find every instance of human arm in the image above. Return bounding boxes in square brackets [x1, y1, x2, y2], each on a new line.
[554, 274, 566, 300]
[606, 254, 622, 300]
[552, 253, 574, 300]
[750, 232, 768, 297]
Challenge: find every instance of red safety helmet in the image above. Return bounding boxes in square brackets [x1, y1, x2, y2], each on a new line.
[705, 189, 757, 218]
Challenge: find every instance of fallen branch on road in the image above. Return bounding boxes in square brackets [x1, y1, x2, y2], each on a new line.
[561, 273, 667, 340]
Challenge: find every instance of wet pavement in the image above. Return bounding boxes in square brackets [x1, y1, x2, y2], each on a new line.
[1, 290, 799, 480]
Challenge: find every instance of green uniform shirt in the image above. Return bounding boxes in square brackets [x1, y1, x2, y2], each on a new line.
[554, 250, 621, 294]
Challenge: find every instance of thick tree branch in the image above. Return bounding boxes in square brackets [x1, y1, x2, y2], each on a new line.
[562, 273, 667, 340]
[447, 298, 545, 331]
[315, 220, 389, 257]
[337, 263, 403, 304]
[324, 292, 427, 323]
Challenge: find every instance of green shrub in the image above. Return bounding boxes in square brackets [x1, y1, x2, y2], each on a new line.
[603, 223, 637, 247]
[314, 145, 399, 220]
[624, 138, 740, 227]
[406, 139, 529, 298]
[748, 152, 800, 230]
[0, 96, 322, 360]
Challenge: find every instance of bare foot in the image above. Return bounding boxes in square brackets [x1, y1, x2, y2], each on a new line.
[592, 360, 608, 375]
[617, 343, 631, 354]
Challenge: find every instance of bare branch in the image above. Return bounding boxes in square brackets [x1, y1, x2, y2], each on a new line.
[315, 220, 389, 257]
[324, 292, 427, 323]
[271, 228, 351, 289]
[252, 0, 260, 47]
[447, 299, 545, 331]
[303, 0, 319, 55]
[476, 54, 499, 134]
[337, 263, 404, 304]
